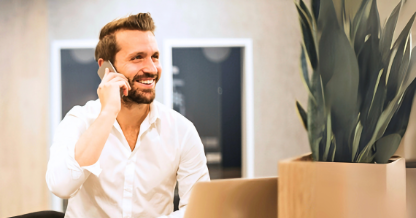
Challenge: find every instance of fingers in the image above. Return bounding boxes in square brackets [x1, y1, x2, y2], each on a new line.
[109, 77, 130, 96]
[114, 81, 130, 96]
[100, 69, 131, 96]
[109, 77, 131, 90]
[102, 69, 129, 85]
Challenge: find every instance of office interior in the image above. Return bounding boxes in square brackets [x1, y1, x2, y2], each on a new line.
[1, 0, 416, 217]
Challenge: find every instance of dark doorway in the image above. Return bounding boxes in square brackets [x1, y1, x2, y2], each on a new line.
[172, 47, 242, 178]
[60, 48, 99, 212]
[171, 46, 243, 210]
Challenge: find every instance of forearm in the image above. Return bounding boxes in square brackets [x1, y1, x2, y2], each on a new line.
[75, 110, 117, 167]
[46, 147, 90, 199]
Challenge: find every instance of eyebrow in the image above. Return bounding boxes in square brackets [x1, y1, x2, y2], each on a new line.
[128, 52, 146, 58]
[128, 51, 159, 59]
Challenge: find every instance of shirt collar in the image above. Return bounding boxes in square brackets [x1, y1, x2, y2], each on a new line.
[148, 101, 159, 125]
[112, 101, 160, 134]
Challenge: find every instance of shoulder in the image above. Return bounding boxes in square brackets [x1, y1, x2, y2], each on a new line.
[65, 99, 101, 121]
[153, 100, 195, 131]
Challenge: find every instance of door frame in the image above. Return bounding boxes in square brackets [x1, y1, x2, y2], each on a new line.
[163, 38, 254, 179]
[49, 39, 99, 212]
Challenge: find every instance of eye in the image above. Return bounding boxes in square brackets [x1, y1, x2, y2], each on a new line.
[152, 54, 159, 59]
[132, 55, 143, 60]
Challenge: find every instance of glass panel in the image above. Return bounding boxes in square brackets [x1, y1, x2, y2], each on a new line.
[172, 47, 242, 210]
[60, 48, 99, 211]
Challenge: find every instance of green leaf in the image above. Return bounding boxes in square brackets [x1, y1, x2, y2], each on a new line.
[391, 13, 416, 52]
[383, 13, 415, 109]
[358, 69, 386, 161]
[331, 138, 337, 162]
[357, 85, 406, 162]
[385, 33, 411, 108]
[357, 36, 383, 127]
[317, 0, 360, 162]
[352, 120, 363, 162]
[299, 0, 313, 22]
[353, 0, 380, 55]
[311, 0, 320, 21]
[384, 78, 416, 137]
[323, 112, 332, 161]
[316, 0, 340, 32]
[300, 47, 311, 89]
[374, 134, 402, 163]
[296, 101, 308, 130]
[380, 1, 402, 66]
[296, 4, 318, 70]
[403, 48, 416, 88]
[308, 74, 326, 161]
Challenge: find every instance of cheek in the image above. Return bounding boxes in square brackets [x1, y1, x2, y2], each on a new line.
[125, 64, 141, 78]
[157, 66, 162, 79]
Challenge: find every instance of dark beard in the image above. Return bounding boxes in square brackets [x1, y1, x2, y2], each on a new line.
[122, 72, 157, 106]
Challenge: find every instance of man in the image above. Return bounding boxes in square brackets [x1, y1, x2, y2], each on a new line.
[46, 13, 210, 218]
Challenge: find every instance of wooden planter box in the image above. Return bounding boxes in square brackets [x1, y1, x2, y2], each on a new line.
[278, 154, 406, 218]
[406, 166, 416, 217]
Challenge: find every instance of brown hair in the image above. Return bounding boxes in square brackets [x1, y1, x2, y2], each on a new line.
[95, 13, 156, 64]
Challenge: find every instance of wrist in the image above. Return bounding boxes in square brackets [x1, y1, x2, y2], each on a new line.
[99, 107, 119, 119]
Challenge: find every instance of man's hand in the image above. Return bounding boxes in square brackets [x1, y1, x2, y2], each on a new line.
[97, 68, 131, 116]
[75, 68, 131, 167]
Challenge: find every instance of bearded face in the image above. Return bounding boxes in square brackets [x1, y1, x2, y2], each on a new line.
[122, 72, 159, 105]
[112, 30, 162, 106]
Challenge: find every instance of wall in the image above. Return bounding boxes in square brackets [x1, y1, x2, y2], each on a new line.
[0, 0, 49, 217]
[1, 0, 416, 215]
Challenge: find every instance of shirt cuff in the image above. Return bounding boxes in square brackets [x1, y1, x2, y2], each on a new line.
[65, 144, 102, 178]
[81, 160, 102, 177]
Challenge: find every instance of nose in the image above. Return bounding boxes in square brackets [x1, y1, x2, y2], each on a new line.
[143, 56, 157, 75]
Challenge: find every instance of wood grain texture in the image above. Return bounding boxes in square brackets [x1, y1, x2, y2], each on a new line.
[0, 0, 49, 217]
[184, 177, 277, 218]
[278, 154, 406, 218]
[406, 168, 416, 218]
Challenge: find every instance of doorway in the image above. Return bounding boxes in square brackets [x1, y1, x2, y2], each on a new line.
[163, 39, 254, 211]
[172, 47, 242, 179]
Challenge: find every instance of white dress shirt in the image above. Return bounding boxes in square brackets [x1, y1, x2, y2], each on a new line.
[46, 99, 210, 218]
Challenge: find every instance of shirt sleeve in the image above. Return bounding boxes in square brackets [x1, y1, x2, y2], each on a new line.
[45, 113, 102, 199]
[158, 124, 210, 218]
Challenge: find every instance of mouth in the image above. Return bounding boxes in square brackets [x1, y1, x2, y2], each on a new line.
[135, 78, 156, 88]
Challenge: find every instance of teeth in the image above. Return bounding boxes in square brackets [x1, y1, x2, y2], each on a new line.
[139, 80, 153, 84]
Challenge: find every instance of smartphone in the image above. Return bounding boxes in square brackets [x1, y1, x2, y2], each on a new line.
[97, 60, 118, 80]
[97, 60, 126, 97]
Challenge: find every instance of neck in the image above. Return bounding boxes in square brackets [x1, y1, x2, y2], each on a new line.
[117, 102, 150, 129]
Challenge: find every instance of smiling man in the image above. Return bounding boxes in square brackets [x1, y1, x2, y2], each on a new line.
[46, 13, 210, 218]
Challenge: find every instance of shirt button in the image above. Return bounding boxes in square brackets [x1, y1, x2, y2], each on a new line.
[125, 187, 132, 192]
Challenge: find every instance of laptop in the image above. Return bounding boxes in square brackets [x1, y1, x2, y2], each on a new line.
[184, 177, 278, 218]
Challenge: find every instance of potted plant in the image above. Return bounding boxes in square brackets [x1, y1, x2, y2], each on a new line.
[278, 0, 416, 217]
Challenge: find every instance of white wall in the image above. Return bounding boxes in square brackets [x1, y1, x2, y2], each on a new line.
[0, 0, 49, 217]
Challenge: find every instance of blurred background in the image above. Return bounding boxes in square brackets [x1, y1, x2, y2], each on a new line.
[1, 0, 416, 216]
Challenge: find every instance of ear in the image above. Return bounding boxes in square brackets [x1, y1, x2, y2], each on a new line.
[98, 58, 104, 67]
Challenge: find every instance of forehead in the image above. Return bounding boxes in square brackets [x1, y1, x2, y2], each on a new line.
[115, 30, 158, 54]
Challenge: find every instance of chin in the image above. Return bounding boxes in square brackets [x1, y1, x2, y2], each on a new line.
[123, 89, 156, 105]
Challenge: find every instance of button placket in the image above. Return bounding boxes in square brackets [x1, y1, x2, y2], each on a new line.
[122, 155, 136, 217]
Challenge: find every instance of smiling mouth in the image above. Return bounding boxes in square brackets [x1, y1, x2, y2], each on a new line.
[136, 78, 156, 86]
